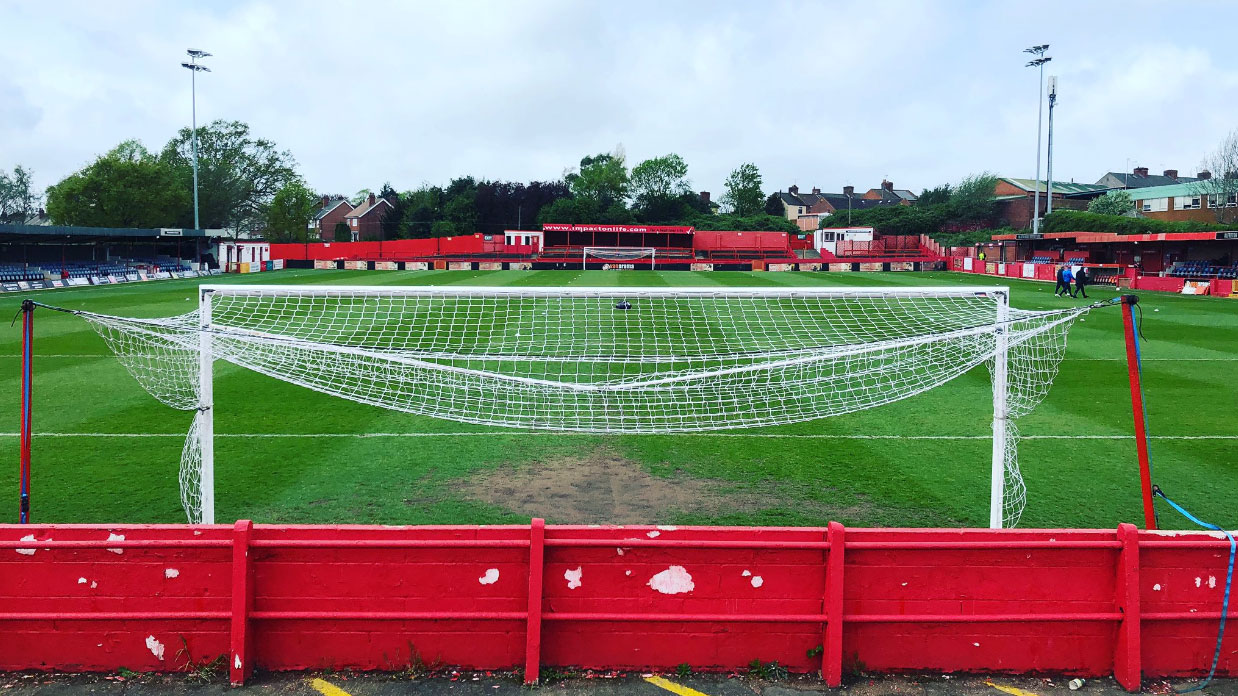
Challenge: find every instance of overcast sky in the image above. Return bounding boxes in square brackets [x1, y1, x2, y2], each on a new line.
[4, 1, 1237, 199]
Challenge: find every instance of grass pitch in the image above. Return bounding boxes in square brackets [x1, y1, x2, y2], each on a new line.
[1, 269, 1234, 529]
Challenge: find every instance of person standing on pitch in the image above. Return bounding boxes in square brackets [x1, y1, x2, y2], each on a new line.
[1073, 265, 1088, 298]
[1054, 265, 1072, 297]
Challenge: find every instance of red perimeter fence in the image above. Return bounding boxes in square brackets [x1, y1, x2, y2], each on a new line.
[0, 522, 1233, 689]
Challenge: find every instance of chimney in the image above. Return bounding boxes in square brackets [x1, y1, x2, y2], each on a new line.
[788, 184, 799, 195]
[321, 195, 330, 208]
[843, 185, 855, 196]
[1198, 170, 1212, 180]
[699, 191, 710, 204]
[882, 179, 894, 192]
[811, 187, 821, 195]
[368, 192, 376, 205]
[1133, 166, 1149, 177]
[1163, 169, 1178, 179]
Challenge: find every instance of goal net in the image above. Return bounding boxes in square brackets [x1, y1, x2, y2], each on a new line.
[583, 246, 656, 269]
[61, 285, 1093, 528]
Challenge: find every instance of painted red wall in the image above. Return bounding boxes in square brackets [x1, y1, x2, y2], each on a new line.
[272, 236, 487, 261]
[692, 231, 791, 252]
[0, 522, 1232, 688]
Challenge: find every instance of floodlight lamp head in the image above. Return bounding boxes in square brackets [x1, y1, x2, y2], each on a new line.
[187, 49, 211, 58]
[181, 63, 210, 72]
[1023, 44, 1049, 55]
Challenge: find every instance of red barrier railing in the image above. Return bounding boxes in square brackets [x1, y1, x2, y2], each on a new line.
[0, 522, 1233, 689]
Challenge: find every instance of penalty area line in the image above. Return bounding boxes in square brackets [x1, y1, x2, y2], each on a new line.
[0, 433, 1234, 440]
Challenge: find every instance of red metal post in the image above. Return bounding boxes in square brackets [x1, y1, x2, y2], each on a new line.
[1120, 295, 1157, 530]
[1114, 523, 1142, 692]
[823, 521, 845, 686]
[230, 519, 253, 686]
[524, 518, 545, 685]
[18, 300, 33, 524]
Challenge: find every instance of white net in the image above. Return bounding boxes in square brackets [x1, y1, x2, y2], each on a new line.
[62, 286, 1094, 526]
[583, 247, 656, 268]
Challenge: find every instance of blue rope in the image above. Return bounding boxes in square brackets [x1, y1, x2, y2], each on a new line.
[1153, 489, 1235, 693]
[1131, 300, 1233, 691]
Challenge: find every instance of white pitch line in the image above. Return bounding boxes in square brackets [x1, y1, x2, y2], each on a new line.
[0, 432, 1233, 440]
[3, 355, 1238, 361]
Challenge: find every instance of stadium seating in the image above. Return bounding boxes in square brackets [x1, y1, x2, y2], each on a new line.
[1168, 260, 1238, 279]
[0, 265, 43, 282]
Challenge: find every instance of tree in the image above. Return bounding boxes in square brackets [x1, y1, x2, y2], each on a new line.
[0, 165, 40, 223]
[333, 221, 352, 242]
[630, 154, 690, 218]
[948, 172, 999, 224]
[721, 163, 764, 217]
[160, 120, 299, 236]
[917, 184, 951, 207]
[264, 180, 319, 243]
[1194, 129, 1238, 224]
[763, 192, 784, 216]
[1087, 190, 1135, 216]
[565, 151, 629, 210]
[45, 140, 188, 228]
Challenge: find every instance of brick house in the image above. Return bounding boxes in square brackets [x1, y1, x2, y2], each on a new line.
[777, 184, 898, 222]
[308, 196, 354, 241]
[1095, 167, 1199, 190]
[992, 178, 1109, 229]
[1127, 179, 1238, 224]
[861, 180, 918, 204]
[342, 193, 395, 241]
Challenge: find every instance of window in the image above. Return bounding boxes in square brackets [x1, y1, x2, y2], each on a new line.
[351, 218, 358, 227]
[1211, 193, 1238, 208]
[1141, 198, 1168, 213]
[1174, 196, 1201, 210]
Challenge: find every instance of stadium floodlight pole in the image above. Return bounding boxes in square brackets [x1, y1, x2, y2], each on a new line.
[181, 49, 211, 231]
[1046, 76, 1058, 215]
[1024, 45, 1050, 235]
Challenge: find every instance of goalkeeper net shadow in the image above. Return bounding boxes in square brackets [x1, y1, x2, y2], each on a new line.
[44, 285, 1098, 528]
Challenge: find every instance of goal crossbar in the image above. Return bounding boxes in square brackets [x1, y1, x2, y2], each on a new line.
[582, 247, 657, 270]
[46, 284, 1099, 530]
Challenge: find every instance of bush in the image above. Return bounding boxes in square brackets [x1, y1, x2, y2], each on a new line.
[1041, 210, 1228, 235]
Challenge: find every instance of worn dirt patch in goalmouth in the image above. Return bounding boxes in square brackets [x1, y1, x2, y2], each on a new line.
[460, 446, 871, 525]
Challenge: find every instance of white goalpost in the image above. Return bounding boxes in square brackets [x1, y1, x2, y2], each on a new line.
[68, 284, 1091, 529]
[583, 246, 656, 270]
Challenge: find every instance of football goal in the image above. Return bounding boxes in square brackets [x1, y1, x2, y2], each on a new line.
[34, 285, 1096, 528]
[583, 246, 656, 270]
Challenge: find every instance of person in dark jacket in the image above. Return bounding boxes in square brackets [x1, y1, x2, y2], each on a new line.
[1073, 266, 1088, 298]
[1054, 265, 1073, 297]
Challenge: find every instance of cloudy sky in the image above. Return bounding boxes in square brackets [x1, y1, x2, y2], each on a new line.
[4, 1, 1237, 199]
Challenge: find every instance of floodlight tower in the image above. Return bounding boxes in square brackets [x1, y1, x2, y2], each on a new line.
[1024, 45, 1051, 235]
[1046, 75, 1058, 215]
[181, 49, 211, 230]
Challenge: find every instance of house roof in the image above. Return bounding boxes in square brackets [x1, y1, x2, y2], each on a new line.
[345, 197, 394, 219]
[1097, 172, 1198, 188]
[311, 197, 352, 222]
[1123, 182, 1211, 200]
[892, 189, 918, 201]
[783, 190, 898, 211]
[1001, 178, 1111, 196]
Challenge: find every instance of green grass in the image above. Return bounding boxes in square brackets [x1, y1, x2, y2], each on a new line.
[1, 268, 1234, 529]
